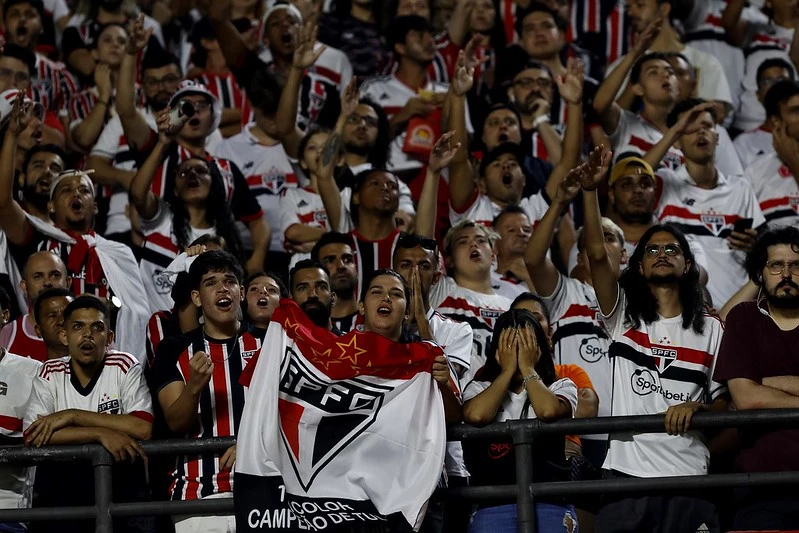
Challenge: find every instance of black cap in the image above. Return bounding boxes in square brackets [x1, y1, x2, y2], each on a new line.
[3, 0, 44, 20]
[479, 142, 525, 177]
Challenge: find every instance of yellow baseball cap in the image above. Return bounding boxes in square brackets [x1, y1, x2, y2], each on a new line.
[609, 156, 655, 186]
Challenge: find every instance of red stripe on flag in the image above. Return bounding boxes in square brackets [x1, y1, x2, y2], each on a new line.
[0, 414, 23, 432]
[278, 398, 304, 461]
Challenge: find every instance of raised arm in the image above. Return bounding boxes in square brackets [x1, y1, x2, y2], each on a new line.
[579, 146, 618, 315]
[416, 132, 460, 238]
[593, 19, 661, 134]
[721, 0, 749, 48]
[446, 49, 477, 211]
[71, 64, 112, 153]
[642, 101, 715, 168]
[0, 94, 34, 244]
[206, 0, 250, 69]
[546, 58, 585, 200]
[117, 15, 155, 151]
[275, 15, 327, 158]
[524, 167, 581, 297]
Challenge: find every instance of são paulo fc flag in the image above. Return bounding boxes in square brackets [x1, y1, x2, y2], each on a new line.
[235, 300, 446, 531]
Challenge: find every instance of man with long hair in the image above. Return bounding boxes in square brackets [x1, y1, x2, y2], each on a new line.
[576, 146, 728, 533]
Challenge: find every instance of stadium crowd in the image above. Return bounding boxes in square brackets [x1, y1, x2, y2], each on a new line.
[1, 0, 799, 531]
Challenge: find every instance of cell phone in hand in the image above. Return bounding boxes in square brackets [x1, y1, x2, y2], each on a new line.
[733, 218, 753, 233]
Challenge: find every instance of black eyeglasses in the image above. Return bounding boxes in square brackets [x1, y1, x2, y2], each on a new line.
[397, 232, 438, 253]
[643, 243, 682, 257]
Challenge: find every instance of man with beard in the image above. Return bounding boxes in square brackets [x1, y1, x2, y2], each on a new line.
[2, 0, 79, 116]
[311, 232, 359, 333]
[714, 226, 799, 530]
[15, 143, 66, 224]
[577, 146, 728, 533]
[288, 259, 339, 332]
[31, 287, 73, 361]
[0, 252, 69, 362]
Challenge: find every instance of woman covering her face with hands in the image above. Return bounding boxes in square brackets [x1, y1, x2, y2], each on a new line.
[462, 309, 578, 532]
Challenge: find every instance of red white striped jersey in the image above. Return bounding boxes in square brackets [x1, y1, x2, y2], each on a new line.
[23, 351, 153, 430]
[190, 72, 251, 127]
[0, 350, 41, 509]
[279, 187, 329, 248]
[449, 189, 550, 229]
[430, 276, 512, 385]
[743, 153, 799, 230]
[601, 291, 726, 477]
[33, 53, 79, 114]
[224, 127, 297, 251]
[145, 309, 178, 368]
[655, 166, 766, 309]
[0, 315, 47, 363]
[68, 86, 145, 127]
[609, 110, 685, 171]
[152, 327, 261, 500]
[349, 228, 402, 298]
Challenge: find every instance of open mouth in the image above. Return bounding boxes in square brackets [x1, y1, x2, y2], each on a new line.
[71, 199, 84, 212]
[31, 129, 43, 142]
[188, 117, 201, 127]
[498, 133, 508, 143]
[696, 138, 710, 149]
[502, 172, 513, 185]
[661, 82, 672, 91]
[376, 305, 392, 317]
[186, 177, 201, 188]
[216, 296, 233, 311]
[256, 297, 270, 308]
[281, 32, 293, 45]
[470, 250, 481, 260]
[16, 26, 28, 37]
[79, 340, 94, 352]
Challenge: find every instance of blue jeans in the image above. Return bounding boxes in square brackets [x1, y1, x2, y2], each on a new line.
[469, 502, 578, 532]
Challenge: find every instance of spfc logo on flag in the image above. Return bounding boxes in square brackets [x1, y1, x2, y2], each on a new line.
[278, 348, 392, 491]
[652, 346, 678, 373]
[700, 214, 726, 237]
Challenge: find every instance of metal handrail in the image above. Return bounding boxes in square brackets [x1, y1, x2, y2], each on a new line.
[2, 409, 799, 532]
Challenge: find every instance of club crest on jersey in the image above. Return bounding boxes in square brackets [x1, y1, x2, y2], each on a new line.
[479, 309, 502, 328]
[700, 213, 727, 237]
[278, 348, 391, 492]
[0, 381, 7, 396]
[651, 343, 678, 373]
[98, 393, 120, 414]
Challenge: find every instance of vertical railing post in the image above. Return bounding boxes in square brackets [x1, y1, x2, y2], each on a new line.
[92, 446, 114, 533]
[512, 423, 536, 533]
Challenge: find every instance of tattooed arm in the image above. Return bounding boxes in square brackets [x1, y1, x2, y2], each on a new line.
[317, 130, 344, 232]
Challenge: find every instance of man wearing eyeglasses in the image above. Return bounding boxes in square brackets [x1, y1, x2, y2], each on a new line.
[714, 226, 799, 531]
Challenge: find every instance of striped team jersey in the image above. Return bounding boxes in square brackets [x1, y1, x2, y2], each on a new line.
[151, 327, 261, 500]
[33, 53, 79, 115]
[190, 72, 251, 127]
[224, 127, 297, 252]
[68, 86, 146, 127]
[0, 350, 41, 510]
[430, 276, 512, 385]
[145, 309, 179, 369]
[743, 153, 799, 230]
[0, 315, 47, 363]
[601, 291, 726, 477]
[23, 352, 153, 430]
[655, 166, 765, 308]
[332, 312, 358, 335]
[609, 110, 685, 171]
[382, 32, 458, 84]
[449, 189, 550, 229]
[279, 187, 329, 261]
[349, 228, 402, 298]
[543, 276, 612, 439]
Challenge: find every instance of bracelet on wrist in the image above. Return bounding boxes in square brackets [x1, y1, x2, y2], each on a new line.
[531, 114, 550, 130]
[522, 372, 542, 386]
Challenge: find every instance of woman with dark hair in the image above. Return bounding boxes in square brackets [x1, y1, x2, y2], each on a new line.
[358, 269, 414, 343]
[463, 308, 578, 532]
[130, 109, 245, 314]
[244, 271, 288, 338]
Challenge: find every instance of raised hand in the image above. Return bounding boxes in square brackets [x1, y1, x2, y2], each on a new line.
[462, 34, 489, 70]
[340, 76, 359, 120]
[156, 107, 187, 144]
[428, 131, 461, 173]
[292, 15, 326, 69]
[578, 145, 613, 191]
[126, 14, 153, 54]
[409, 266, 432, 339]
[496, 328, 518, 375]
[554, 164, 584, 205]
[187, 351, 214, 395]
[95, 63, 113, 103]
[8, 92, 34, 136]
[516, 324, 541, 376]
[451, 50, 475, 97]
[200, 0, 231, 22]
[672, 102, 716, 136]
[555, 57, 585, 105]
[633, 17, 662, 57]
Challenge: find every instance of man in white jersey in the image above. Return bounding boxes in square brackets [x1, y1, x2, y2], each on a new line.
[577, 146, 728, 533]
[0, 347, 40, 532]
[492, 205, 534, 300]
[524, 163, 625, 468]
[743, 80, 799, 230]
[643, 99, 766, 309]
[23, 295, 153, 533]
[430, 220, 512, 385]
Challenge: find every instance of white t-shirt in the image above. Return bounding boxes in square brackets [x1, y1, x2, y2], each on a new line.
[609, 109, 685, 171]
[655, 166, 766, 308]
[0, 351, 40, 509]
[280, 186, 330, 268]
[430, 276, 512, 386]
[225, 126, 298, 251]
[734, 127, 774, 169]
[601, 290, 726, 477]
[491, 271, 529, 301]
[449, 190, 550, 228]
[359, 75, 473, 171]
[23, 351, 153, 430]
[743, 153, 799, 229]
[464, 377, 578, 422]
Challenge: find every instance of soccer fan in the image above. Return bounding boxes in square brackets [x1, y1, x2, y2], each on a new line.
[722, 0, 799, 133]
[243, 271, 288, 339]
[643, 99, 766, 308]
[577, 147, 728, 532]
[23, 295, 154, 533]
[0, 90, 46, 175]
[733, 58, 794, 168]
[9, 143, 65, 228]
[317, 0, 387, 78]
[311, 232, 359, 334]
[3, 0, 79, 116]
[492, 205, 534, 299]
[0, 93, 149, 358]
[462, 309, 578, 531]
[0, 339, 40, 530]
[0, 251, 69, 362]
[128, 108, 249, 314]
[714, 226, 799, 530]
[742, 80, 799, 230]
[152, 250, 261, 531]
[31, 287, 73, 361]
[288, 259, 338, 331]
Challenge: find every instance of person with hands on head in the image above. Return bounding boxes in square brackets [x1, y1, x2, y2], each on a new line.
[462, 309, 578, 532]
[22, 295, 154, 533]
[642, 98, 766, 310]
[577, 146, 729, 533]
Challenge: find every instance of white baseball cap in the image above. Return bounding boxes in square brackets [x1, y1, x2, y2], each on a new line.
[167, 80, 222, 131]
